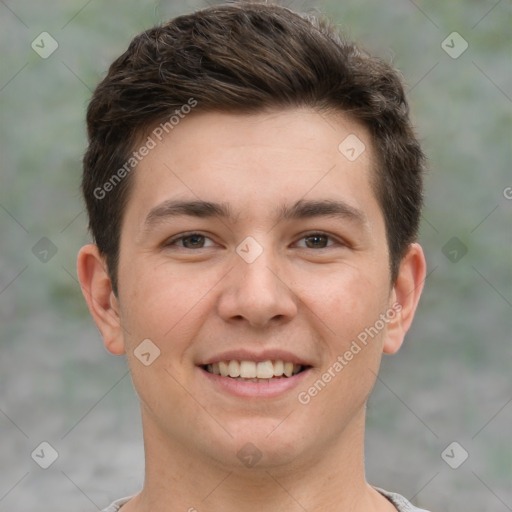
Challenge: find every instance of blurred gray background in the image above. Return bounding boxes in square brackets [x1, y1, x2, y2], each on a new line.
[0, 0, 511, 510]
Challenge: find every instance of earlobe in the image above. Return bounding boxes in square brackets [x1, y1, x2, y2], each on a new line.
[383, 243, 427, 355]
[77, 244, 126, 355]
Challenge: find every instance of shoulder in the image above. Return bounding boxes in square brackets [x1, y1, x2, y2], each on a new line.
[103, 491, 432, 512]
[376, 487, 432, 512]
[101, 496, 133, 512]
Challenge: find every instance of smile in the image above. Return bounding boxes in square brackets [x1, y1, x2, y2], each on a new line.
[204, 359, 305, 382]
[198, 350, 313, 397]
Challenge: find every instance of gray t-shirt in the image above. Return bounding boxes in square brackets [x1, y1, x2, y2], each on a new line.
[102, 488, 431, 511]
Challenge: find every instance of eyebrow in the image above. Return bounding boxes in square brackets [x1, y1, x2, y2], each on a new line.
[143, 198, 367, 230]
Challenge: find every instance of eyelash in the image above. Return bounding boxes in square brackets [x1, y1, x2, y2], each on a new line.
[164, 231, 345, 250]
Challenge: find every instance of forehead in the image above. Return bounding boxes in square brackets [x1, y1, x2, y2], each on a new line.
[124, 108, 381, 230]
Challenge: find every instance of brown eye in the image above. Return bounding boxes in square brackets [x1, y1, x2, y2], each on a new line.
[301, 234, 333, 249]
[166, 233, 215, 249]
[304, 235, 329, 249]
[180, 234, 206, 248]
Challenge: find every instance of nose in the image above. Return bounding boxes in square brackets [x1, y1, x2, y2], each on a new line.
[216, 243, 298, 328]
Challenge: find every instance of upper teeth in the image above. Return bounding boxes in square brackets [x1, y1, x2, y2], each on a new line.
[206, 360, 302, 379]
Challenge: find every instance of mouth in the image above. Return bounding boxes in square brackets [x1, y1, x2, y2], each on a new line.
[202, 359, 309, 383]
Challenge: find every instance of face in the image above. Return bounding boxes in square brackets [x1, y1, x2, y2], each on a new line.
[80, 108, 424, 472]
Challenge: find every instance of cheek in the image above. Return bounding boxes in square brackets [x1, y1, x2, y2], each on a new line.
[118, 267, 213, 405]
[296, 264, 389, 347]
[118, 261, 223, 351]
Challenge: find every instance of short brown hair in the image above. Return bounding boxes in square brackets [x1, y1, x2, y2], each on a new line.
[82, 1, 425, 295]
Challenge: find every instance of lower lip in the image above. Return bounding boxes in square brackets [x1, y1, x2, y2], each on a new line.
[199, 367, 311, 398]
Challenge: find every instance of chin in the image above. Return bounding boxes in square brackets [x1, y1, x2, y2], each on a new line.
[213, 418, 308, 470]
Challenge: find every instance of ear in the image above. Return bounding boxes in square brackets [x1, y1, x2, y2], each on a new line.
[77, 244, 125, 355]
[383, 243, 427, 355]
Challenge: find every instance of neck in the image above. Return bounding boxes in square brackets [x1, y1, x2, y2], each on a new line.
[124, 406, 392, 512]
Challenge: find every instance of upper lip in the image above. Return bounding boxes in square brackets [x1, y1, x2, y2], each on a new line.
[198, 349, 312, 367]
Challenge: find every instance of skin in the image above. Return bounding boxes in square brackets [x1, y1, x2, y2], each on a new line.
[78, 108, 426, 512]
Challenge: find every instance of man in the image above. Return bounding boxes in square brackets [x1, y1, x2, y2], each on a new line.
[77, 2, 430, 510]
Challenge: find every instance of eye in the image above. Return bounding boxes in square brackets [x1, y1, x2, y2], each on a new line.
[165, 232, 216, 249]
[164, 231, 344, 250]
[295, 232, 340, 249]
